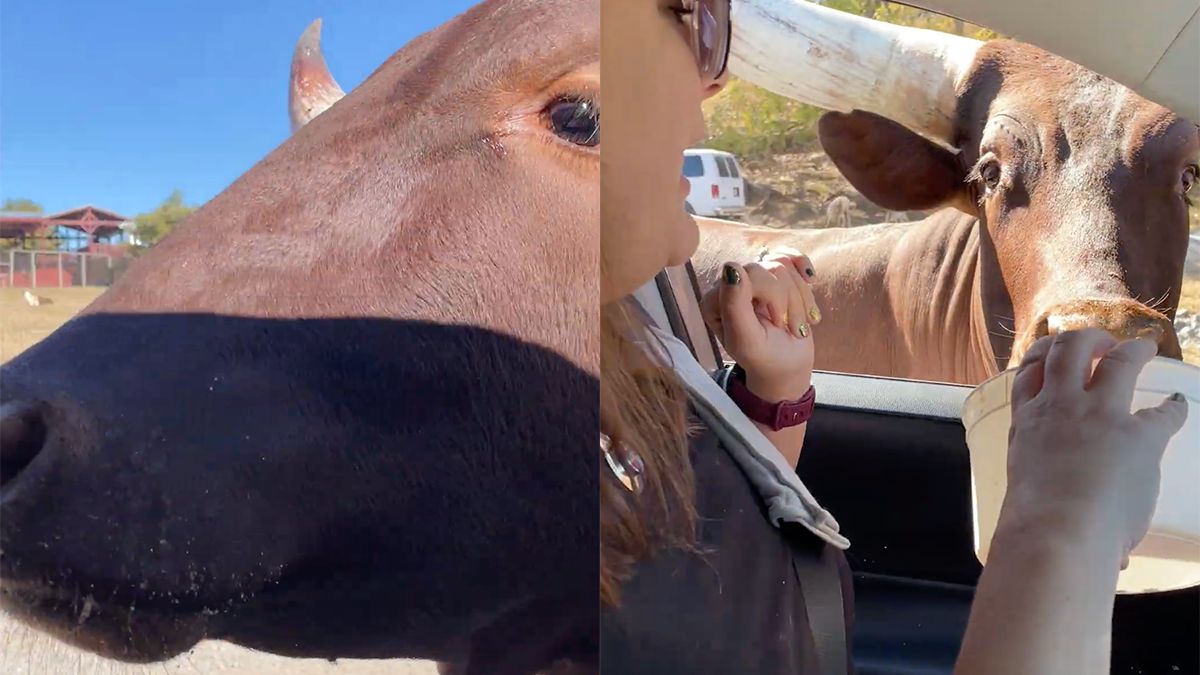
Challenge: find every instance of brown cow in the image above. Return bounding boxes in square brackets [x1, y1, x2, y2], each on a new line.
[0, 2, 598, 674]
[692, 0, 1198, 385]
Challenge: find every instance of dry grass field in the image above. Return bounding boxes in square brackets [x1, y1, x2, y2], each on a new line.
[1, 288, 104, 364]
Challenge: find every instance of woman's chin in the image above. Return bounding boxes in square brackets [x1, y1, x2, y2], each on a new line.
[667, 207, 701, 267]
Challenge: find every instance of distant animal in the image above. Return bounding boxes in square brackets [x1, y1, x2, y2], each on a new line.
[825, 195, 853, 228]
[22, 290, 50, 307]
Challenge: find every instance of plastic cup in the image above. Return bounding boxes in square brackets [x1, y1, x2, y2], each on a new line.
[962, 356, 1200, 594]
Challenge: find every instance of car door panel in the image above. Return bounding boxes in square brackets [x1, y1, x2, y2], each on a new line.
[801, 371, 1200, 674]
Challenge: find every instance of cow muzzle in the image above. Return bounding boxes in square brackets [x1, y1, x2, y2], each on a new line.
[1020, 298, 1183, 363]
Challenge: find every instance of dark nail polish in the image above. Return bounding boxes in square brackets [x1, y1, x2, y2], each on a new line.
[1170, 392, 1186, 402]
[724, 264, 740, 286]
[805, 267, 816, 278]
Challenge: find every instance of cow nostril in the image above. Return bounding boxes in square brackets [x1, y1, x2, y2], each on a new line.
[0, 401, 48, 487]
[1034, 315, 1053, 338]
[1135, 323, 1165, 343]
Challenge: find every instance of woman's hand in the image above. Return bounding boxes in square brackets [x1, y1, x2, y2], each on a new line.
[956, 329, 1189, 675]
[699, 249, 821, 401]
[1001, 328, 1190, 565]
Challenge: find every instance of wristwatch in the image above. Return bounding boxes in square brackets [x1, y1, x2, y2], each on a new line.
[721, 364, 816, 431]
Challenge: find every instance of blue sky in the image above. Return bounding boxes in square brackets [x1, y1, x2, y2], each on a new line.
[1, 0, 479, 218]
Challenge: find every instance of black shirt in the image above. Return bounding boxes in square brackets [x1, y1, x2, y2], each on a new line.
[601, 423, 856, 674]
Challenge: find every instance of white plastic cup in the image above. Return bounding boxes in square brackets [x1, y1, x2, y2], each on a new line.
[962, 356, 1200, 594]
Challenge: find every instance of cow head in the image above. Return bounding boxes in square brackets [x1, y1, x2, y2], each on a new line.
[0, 0, 598, 665]
[732, 0, 1198, 368]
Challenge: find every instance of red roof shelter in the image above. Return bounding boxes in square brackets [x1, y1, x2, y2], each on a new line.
[0, 205, 130, 243]
[1, 205, 132, 288]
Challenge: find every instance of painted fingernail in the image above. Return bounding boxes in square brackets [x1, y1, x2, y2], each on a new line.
[805, 267, 816, 279]
[1170, 392, 1186, 402]
[809, 306, 822, 323]
[779, 311, 788, 329]
[723, 264, 740, 285]
[796, 322, 810, 338]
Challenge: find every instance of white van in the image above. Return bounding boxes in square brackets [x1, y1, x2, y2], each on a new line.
[682, 149, 748, 219]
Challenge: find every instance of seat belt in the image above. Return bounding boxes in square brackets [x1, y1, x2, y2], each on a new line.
[648, 259, 850, 675]
[792, 531, 850, 675]
[653, 262, 723, 374]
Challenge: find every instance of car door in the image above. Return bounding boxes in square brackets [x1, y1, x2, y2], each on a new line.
[799, 371, 1200, 674]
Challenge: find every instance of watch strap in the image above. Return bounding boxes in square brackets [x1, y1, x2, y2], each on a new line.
[724, 364, 816, 431]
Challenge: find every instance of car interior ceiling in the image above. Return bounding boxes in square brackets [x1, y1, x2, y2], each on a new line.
[900, 0, 1199, 123]
[635, 262, 1200, 675]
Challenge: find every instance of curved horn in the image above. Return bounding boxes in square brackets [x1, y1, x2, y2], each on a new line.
[289, 18, 346, 133]
[729, 0, 983, 144]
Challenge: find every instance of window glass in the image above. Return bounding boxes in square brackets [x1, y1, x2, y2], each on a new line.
[714, 156, 731, 178]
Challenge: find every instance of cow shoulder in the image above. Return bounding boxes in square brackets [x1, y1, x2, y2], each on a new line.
[818, 110, 967, 212]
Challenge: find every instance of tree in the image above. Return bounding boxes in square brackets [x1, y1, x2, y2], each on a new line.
[2, 198, 43, 213]
[0, 199, 46, 252]
[131, 190, 196, 251]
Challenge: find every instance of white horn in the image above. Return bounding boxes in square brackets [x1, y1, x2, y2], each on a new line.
[289, 18, 346, 133]
[729, 0, 983, 143]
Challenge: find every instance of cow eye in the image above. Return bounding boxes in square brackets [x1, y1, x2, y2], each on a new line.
[1184, 165, 1197, 195]
[979, 159, 1003, 191]
[546, 97, 599, 148]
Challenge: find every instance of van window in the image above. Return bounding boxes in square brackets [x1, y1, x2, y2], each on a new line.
[715, 156, 731, 178]
[682, 155, 704, 177]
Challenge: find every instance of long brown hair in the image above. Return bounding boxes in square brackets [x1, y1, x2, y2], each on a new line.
[599, 298, 697, 606]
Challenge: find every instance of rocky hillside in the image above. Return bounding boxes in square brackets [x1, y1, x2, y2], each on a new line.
[737, 146, 1200, 234]
[736, 145, 931, 229]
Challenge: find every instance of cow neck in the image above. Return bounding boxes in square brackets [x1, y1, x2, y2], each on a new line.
[923, 214, 1001, 385]
[966, 224, 1003, 382]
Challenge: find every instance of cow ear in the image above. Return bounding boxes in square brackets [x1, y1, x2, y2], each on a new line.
[818, 110, 967, 212]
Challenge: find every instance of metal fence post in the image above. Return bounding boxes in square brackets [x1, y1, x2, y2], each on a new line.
[31, 252, 37, 289]
[58, 253, 64, 287]
[81, 253, 88, 287]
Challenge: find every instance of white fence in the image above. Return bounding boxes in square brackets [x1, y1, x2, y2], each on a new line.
[0, 249, 116, 288]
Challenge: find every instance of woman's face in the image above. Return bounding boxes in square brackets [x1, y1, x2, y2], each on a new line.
[601, 0, 727, 303]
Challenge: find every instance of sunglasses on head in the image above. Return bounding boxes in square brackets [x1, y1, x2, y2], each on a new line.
[683, 0, 731, 81]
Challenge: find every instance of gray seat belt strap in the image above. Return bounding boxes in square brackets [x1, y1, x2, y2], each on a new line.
[792, 536, 848, 675]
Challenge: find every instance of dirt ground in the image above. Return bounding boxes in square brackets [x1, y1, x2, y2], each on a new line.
[0, 614, 438, 675]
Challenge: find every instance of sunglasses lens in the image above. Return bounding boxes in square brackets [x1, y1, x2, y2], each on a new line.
[696, 0, 730, 79]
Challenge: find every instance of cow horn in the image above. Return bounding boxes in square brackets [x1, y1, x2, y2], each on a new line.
[730, 0, 983, 144]
[289, 18, 346, 133]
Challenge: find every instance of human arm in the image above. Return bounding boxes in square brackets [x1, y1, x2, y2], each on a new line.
[700, 252, 821, 467]
[954, 330, 1189, 674]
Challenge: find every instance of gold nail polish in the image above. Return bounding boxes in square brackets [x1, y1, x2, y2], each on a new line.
[796, 322, 810, 338]
[809, 307, 822, 323]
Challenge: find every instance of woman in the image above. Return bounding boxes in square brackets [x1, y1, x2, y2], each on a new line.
[599, 1, 1190, 673]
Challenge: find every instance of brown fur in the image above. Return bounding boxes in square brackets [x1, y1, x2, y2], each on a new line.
[0, 2, 600, 672]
